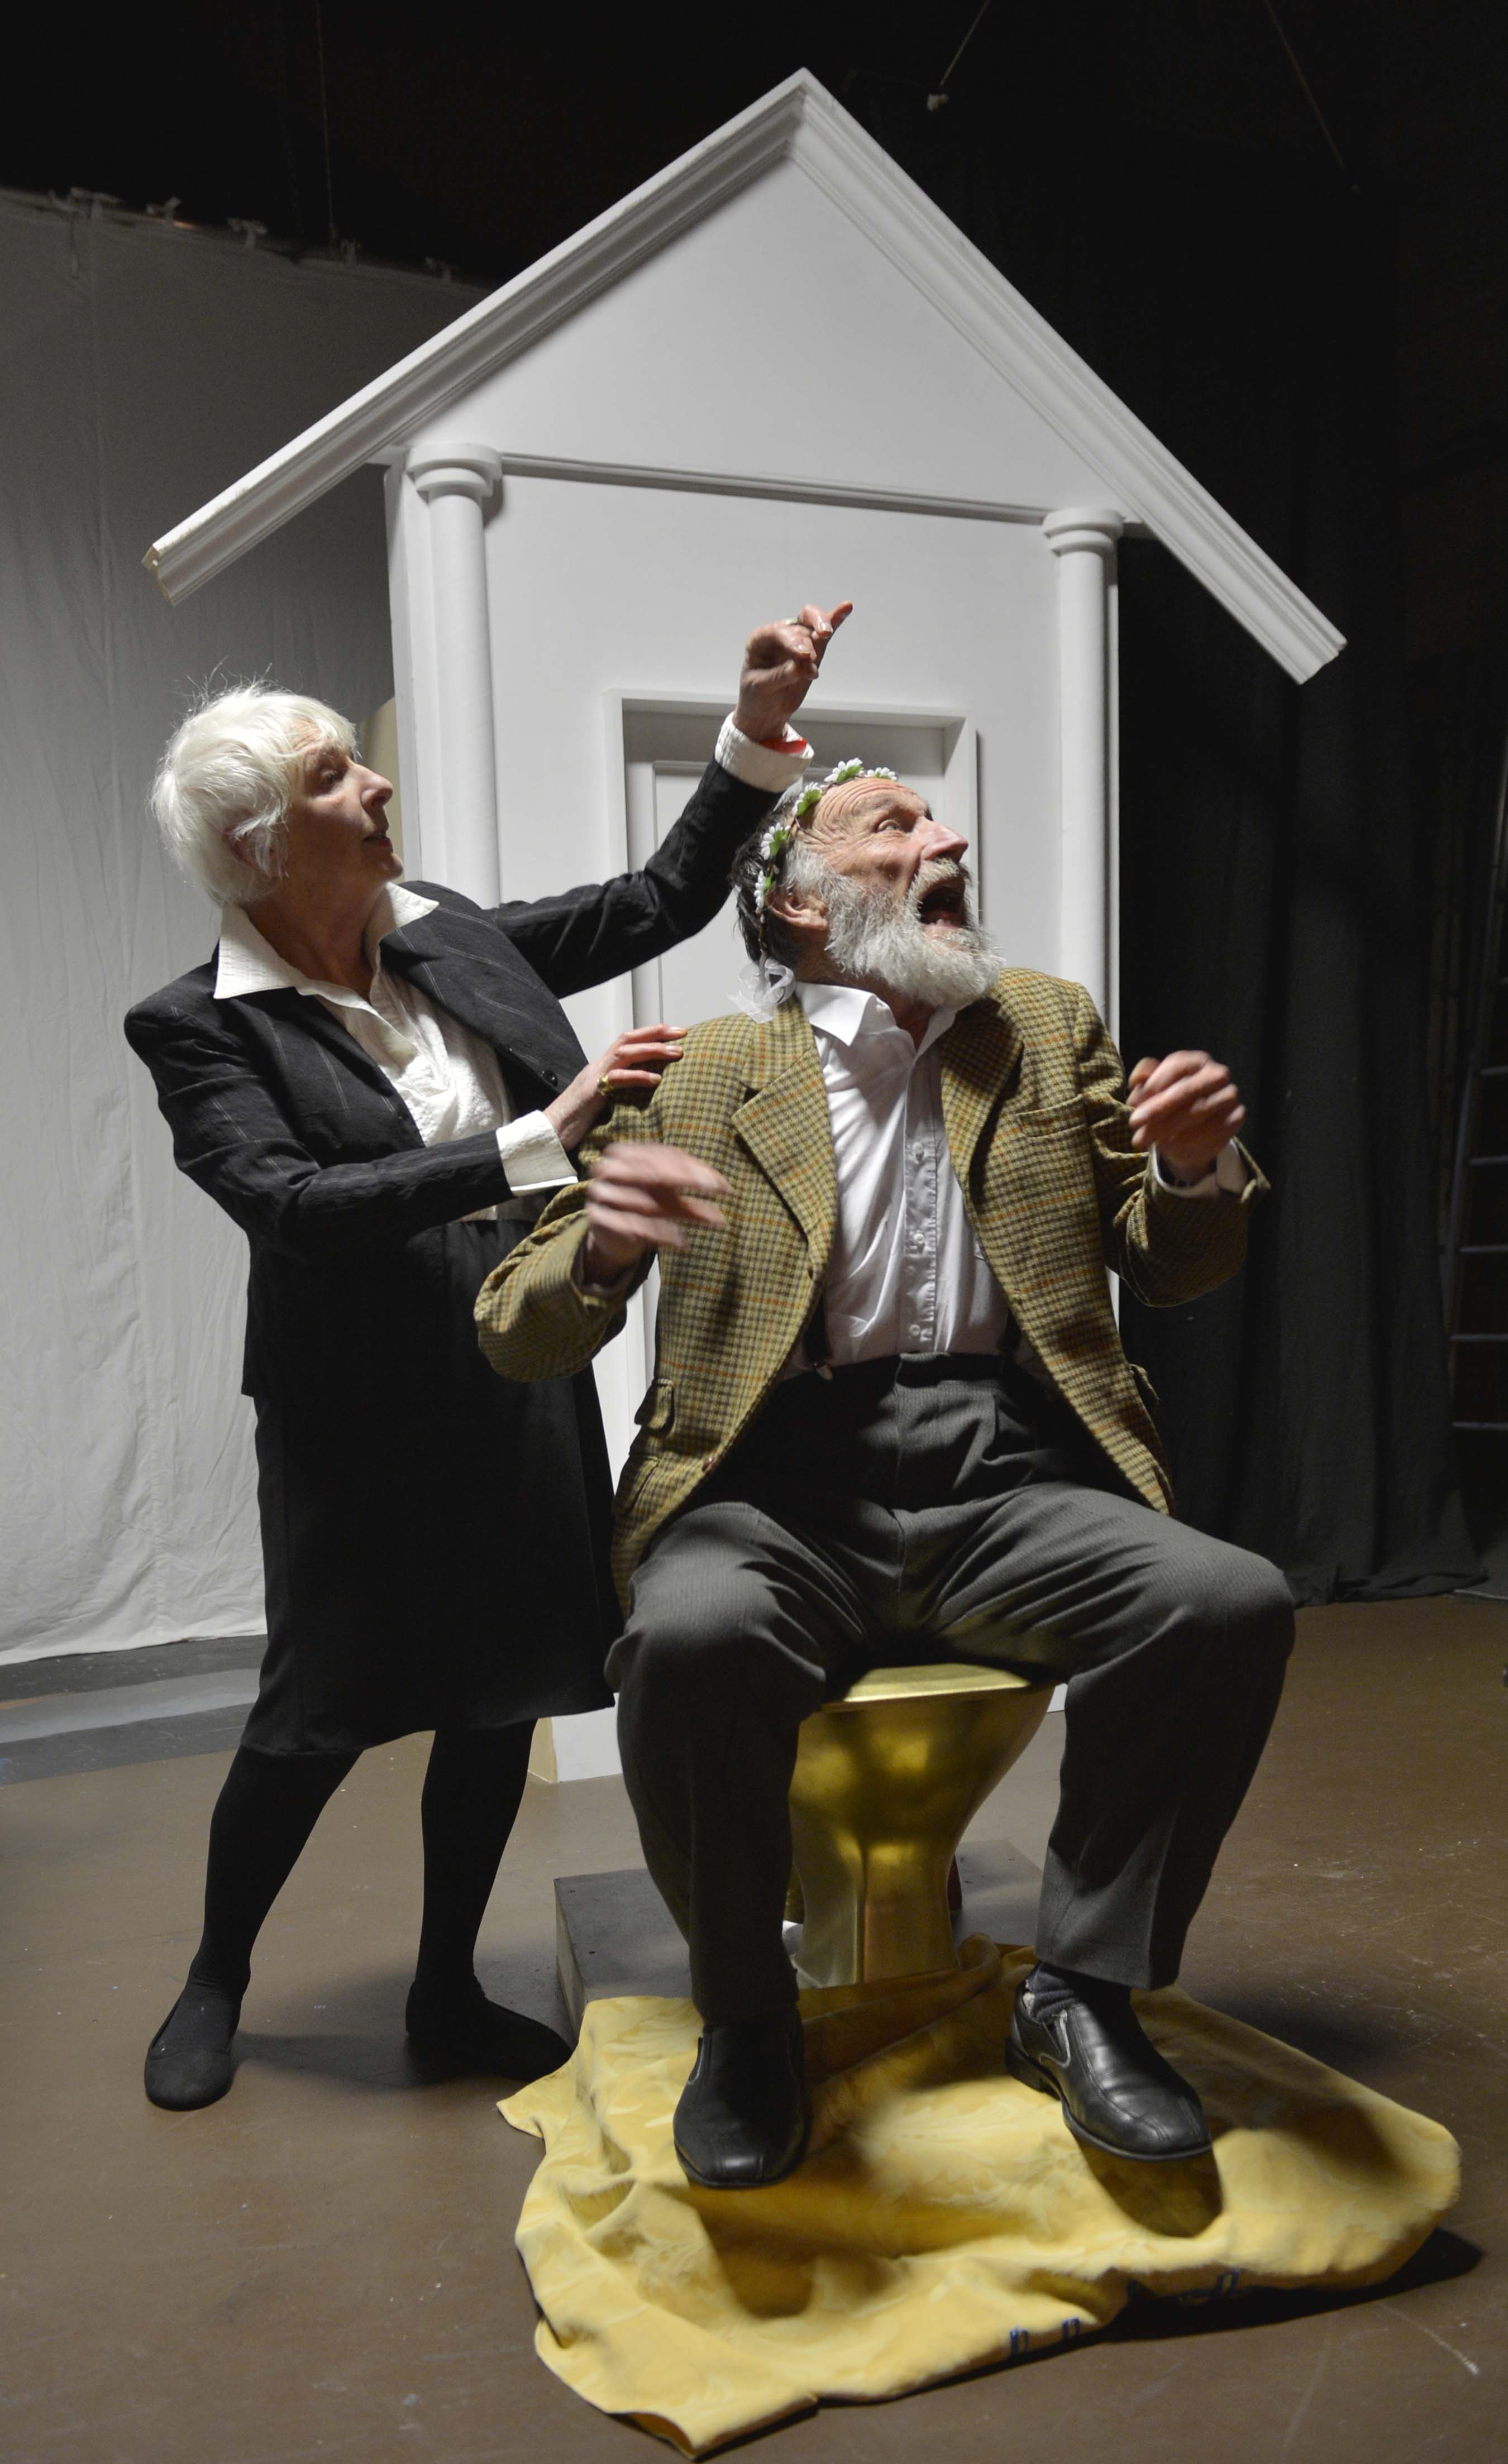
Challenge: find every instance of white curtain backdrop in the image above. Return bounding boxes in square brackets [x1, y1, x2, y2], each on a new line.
[0, 195, 480, 1663]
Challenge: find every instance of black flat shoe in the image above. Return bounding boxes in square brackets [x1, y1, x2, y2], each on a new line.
[404, 1979, 571, 2082]
[673, 2006, 809, 2190]
[144, 1981, 242, 2111]
[1006, 1978, 1213, 2163]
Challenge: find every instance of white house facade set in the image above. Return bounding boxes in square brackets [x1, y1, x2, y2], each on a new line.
[148, 71, 1342, 1773]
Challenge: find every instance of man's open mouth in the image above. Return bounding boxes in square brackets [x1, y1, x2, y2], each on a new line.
[917, 877, 966, 927]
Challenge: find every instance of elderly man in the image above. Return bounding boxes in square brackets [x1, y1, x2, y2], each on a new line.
[475, 759, 1294, 2189]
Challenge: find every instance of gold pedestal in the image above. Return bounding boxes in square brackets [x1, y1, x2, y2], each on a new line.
[788, 1663, 1052, 1989]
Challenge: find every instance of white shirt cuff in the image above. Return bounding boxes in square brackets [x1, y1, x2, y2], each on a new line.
[714, 714, 813, 795]
[497, 1111, 574, 1194]
[1153, 1141, 1248, 1199]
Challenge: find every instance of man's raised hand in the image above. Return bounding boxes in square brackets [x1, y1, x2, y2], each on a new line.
[1128, 1051, 1245, 1184]
[733, 602, 852, 744]
[583, 1141, 731, 1284]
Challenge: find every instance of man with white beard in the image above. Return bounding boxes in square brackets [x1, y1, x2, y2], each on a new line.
[476, 760, 1294, 2189]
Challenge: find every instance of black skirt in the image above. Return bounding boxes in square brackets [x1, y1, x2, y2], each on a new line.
[240, 1217, 618, 1755]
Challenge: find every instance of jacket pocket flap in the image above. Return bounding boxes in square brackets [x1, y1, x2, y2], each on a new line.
[633, 1378, 676, 1433]
[1000, 1095, 1087, 1132]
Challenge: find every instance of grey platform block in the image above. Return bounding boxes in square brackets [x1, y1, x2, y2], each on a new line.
[953, 1835, 1042, 1949]
[556, 1835, 1042, 2032]
[556, 1868, 692, 2030]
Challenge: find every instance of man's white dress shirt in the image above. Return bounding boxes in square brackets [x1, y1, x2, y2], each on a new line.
[789, 980, 1010, 1367]
[787, 978, 1244, 1374]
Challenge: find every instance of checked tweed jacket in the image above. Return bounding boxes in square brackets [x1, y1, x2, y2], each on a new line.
[475, 970, 1264, 1606]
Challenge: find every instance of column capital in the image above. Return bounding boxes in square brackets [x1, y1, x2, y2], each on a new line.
[407, 443, 503, 506]
[1042, 506, 1124, 558]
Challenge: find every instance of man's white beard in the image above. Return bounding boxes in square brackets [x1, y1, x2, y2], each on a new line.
[818, 865, 1000, 1009]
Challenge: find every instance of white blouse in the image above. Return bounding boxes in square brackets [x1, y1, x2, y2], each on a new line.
[214, 886, 571, 1218]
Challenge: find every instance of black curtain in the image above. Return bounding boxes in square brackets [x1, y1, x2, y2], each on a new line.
[848, 23, 1478, 1599]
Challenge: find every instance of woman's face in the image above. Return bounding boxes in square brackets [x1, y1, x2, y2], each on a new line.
[276, 733, 399, 909]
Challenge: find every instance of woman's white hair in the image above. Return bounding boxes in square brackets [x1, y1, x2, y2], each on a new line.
[150, 683, 356, 906]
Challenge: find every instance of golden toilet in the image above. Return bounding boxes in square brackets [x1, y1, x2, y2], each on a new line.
[787, 1663, 1054, 1989]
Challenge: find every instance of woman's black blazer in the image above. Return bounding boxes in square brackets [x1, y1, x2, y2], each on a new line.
[126, 757, 775, 1742]
[125, 757, 771, 1409]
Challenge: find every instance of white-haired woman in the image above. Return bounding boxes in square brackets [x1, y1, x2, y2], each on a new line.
[127, 605, 848, 2111]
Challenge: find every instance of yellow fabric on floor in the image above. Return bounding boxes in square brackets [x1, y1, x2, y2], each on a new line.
[501, 1940, 1458, 2456]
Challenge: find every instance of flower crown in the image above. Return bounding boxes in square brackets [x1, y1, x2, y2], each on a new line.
[752, 758, 900, 913]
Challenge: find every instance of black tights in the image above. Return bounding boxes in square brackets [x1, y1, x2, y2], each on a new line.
[188, 1724, 534, 1998]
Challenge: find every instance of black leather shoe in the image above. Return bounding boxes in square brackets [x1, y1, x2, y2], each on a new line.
[404, 1978, 571, 2082]
[1006, 1978, 1213, 2162]
[144, 1980, 242, 2111]
[673, 2007, 809, 2189]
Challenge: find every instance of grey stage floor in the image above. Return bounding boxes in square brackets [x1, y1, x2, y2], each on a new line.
[2, 1598, 1504, 2462]
[0, 1634, 268, 1782]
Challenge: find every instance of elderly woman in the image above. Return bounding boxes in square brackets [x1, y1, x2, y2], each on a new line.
[127, 604, 848, 2111]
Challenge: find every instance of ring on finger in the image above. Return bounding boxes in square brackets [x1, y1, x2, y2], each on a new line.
[596, 1075, 614, 1097]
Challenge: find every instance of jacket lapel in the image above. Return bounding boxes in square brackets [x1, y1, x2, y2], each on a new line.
[241, 986, 423, 1140]
[939, 996, 1024, 1194]
[732, 1003, 838, 1279]
[381, 908, 586, 1099]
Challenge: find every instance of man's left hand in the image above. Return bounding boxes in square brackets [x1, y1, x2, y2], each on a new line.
[732, 602, 852, 743]
[1128, 1050, 1245, 1184]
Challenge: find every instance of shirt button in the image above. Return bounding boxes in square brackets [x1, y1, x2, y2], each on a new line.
[909, 1323, 923, 1341]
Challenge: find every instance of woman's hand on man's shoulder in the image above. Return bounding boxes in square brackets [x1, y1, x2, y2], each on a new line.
[545, 1023, 688, 1155]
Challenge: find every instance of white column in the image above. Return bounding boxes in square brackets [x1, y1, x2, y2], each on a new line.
[1042, 507, 1123, 1019]
[407, 445, 504, 903]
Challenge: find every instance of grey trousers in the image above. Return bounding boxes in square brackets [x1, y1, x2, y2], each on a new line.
[608, 1356, 1294, 2026]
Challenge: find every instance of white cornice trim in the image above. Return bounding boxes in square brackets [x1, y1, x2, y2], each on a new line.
[145, 69, 1343, 682]
[787, 85, 1341, 681]
[145, 78, 812, 605]
[493, 449, 1089, 529]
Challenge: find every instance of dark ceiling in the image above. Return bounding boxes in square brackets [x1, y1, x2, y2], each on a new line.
[14, 8, 1501, 414]
[6, 4, 1468, 300]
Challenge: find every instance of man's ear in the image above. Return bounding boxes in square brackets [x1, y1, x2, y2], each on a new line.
[766, 884, 826, 931]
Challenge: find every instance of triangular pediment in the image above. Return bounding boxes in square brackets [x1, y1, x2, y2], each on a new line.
[147, 71, 1341, 681]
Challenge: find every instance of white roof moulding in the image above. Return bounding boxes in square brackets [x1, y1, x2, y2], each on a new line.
[146, 69, 1343, 684]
